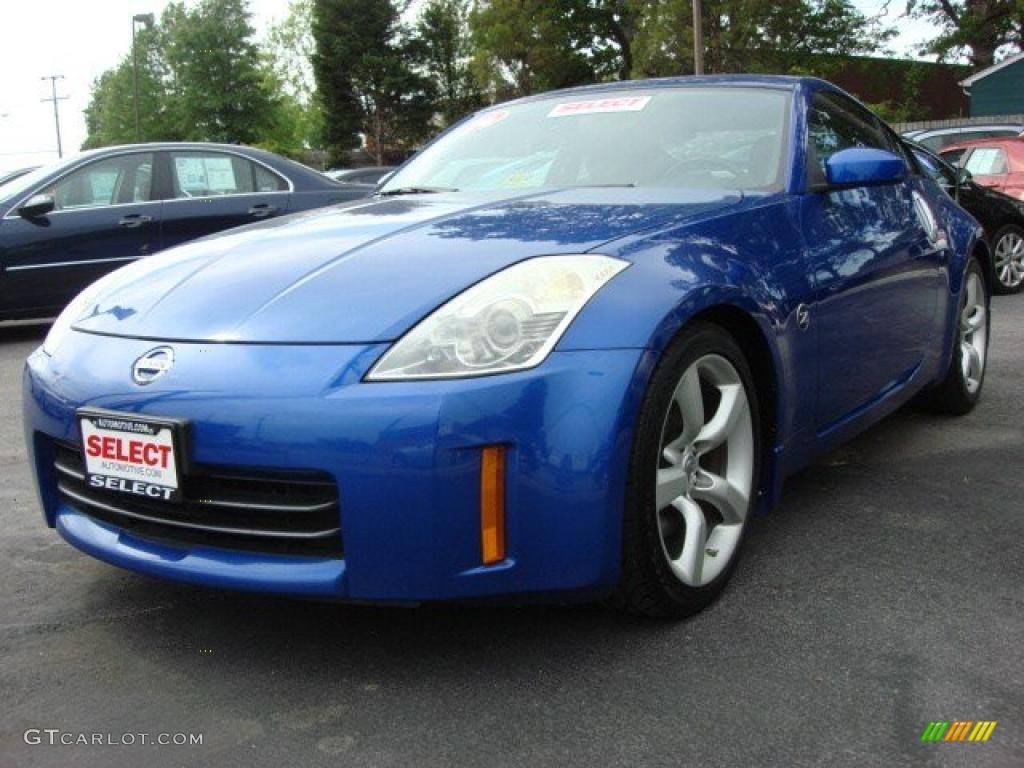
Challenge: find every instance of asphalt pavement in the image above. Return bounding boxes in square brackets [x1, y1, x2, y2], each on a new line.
[1, 298, 1021, 768]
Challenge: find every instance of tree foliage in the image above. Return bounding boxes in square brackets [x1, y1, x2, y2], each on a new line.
[263, 0, 323, 153]
[609, 0, 893, 78]
[83, 0, 286, 150]
[906, 0, 1022, 68]
[85, 0, 977, 162]
[312, 0, 436, 166]
[83, 26, 171, 148]
[467, 0, 892, 96]
[414, 0, 484, 126]
[469, 1, 602, 98]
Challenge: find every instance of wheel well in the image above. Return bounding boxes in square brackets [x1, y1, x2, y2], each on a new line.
[685, 304, 779, 471]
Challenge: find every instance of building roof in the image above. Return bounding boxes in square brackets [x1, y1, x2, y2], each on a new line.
[960, 51, 1024, 88]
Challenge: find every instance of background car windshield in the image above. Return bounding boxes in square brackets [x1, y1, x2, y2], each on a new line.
[963, 147, 1008, 175]
[381, 88, 790, 193]
[0, 162, 65, 205]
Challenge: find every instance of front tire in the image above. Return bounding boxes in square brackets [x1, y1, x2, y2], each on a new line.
[923, 257, 990, 415]
[992, 224, 1024, 295]
[615, 323, 761, 619]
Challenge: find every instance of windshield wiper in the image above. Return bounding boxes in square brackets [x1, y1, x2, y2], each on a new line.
[377, 186, 458, 197]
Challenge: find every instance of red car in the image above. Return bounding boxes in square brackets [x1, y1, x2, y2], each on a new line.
[941, 137, 1024, 202]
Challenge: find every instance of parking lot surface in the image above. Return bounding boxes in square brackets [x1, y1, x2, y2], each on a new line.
[1, 299, 1022, 768]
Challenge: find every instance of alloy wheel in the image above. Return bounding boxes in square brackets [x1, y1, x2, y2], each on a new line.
[959, 271, 988, 394]
[994, 230, 1024, 290]
[655, 354, 755, 587]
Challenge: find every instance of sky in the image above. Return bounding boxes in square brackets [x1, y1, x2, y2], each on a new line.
[0, 1, 942, 175]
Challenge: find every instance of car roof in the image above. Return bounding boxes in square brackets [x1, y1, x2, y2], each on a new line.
[916, 124, 1024, 138]
[940, 136, 1024, 153]
[0, 142, 340, 205]
[486, 74, 824, 110]
[70, 141, 285, 161]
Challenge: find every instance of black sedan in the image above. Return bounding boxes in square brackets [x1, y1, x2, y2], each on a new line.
[909, 140, 1024, 294]
[0, 143, 372, 321]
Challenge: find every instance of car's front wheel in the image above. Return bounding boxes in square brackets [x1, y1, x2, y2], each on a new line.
[922, 256, 990, 415]
[615, 323, 761, 619]
[992, 224, 1024, 294]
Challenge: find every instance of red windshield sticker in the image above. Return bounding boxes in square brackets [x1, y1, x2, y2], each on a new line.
[463, 109, 510, 133]
[548, 96, 651, 118]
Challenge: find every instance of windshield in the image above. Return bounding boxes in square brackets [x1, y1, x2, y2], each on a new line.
[0, 152, 96, 207]
[380, 87, 791, 195]
[0, 160, 69, 205]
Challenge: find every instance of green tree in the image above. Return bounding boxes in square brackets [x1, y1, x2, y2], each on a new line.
[906, 0, 1022, 68]
[469, 0, 599, 98]
[633, 0, 892, 78]
[468, 0, 890, 98]
[160, 0, 279, 143]
[82, 26, 174, 147]
[575, 1, 643, 81]
[82, 0, 289, 150]
[265, 0, 323, 151]
[312, 0, 436, 165]
[414, 0, 483, 126]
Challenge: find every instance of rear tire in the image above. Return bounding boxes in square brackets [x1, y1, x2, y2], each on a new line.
[922, 257, 990, 415]
[991, 224, 1024, 295]
[614, 323, 762, 619]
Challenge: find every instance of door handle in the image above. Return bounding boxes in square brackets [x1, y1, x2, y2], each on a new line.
[119, 214, 153, 228]
[248, 204, 278, 218]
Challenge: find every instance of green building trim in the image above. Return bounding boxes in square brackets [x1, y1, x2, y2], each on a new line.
[961, 52, 1024, 118]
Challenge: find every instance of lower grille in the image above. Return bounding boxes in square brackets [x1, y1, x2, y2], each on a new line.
[53, 441, 343, 558]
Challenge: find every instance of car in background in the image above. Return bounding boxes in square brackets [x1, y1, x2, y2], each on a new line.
[910, 140, 1024, 294]
[907, 123, 1024, 153]
[0, 165, 39, 186]
[939, 137, 1024, 202]
[0, 143, 373, 321]
[326, 166, 396, 185]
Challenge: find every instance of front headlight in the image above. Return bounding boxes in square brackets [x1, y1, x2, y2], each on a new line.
[366, 254, 629, 380]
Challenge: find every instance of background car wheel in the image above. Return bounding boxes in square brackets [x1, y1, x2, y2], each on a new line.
[615, 323, 761, 619]
[992, 225, 1024, 294]
[922, 257, 990, 415]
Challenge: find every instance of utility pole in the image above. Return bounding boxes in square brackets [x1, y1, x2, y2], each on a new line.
[692, 0, 704, 75]
[132, 13, 155, 143]
[40, 75, 67, 158]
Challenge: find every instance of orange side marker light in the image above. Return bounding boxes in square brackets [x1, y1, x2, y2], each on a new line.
[480, 446, 507, 565]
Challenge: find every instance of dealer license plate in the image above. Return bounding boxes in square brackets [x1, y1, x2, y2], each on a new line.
[78, 409, 185, 503]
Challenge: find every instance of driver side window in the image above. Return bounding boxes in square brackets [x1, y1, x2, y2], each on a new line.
[806, 94, 892, 187]
[44, 153, 154, 211]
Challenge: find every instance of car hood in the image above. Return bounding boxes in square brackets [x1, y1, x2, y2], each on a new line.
[71, 188, 744, 344]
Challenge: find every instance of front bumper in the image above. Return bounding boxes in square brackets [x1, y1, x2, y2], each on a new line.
[24, 331, 648, 602]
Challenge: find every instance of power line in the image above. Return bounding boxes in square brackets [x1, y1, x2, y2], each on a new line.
[40, 74, 68, 159]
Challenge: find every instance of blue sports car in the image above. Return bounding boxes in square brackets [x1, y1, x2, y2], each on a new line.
[23, 77, 990, 618]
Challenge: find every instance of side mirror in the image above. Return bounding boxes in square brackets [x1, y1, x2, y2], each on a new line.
[18, 193, 55, 219]
[956, 166, 973, 185]
[824, 148, 906, 189]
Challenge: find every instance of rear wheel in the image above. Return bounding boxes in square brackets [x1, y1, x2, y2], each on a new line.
[923, 257, 989, 415]
[992, 224, 1024, 294]
[615, 323, 761, 619]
